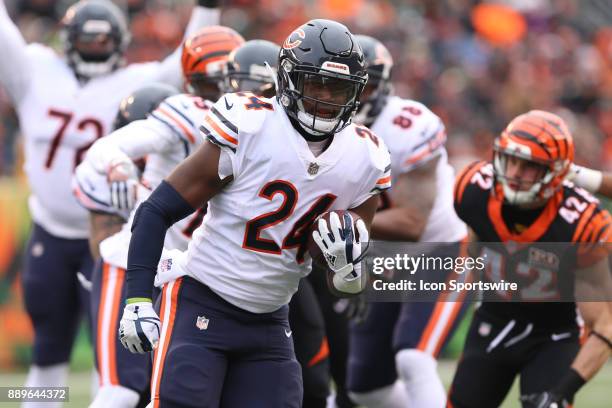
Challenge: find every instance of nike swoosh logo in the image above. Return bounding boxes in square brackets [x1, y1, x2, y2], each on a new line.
[284, 329, 292, 337]
[224, 97, 233, 110]
[551, 332, 572, 341]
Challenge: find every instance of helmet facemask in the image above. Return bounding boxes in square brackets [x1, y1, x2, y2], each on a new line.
[493, 142, 567, 206]
[226, 67, 276, 98]
[280, 61, 366, 139]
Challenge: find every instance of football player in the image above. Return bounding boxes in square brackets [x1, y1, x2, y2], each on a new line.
[74, 82, 179, 261]
[345, 35, 468, 408]
[74, 26, 244, 407]
[448, 110, 612, 407]
[226, 38, 334, 407]
[0, 0, 221, 396]
[118, 19, 391, 407]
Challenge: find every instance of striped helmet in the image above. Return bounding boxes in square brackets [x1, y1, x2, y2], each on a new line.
[493, 110, 574, 205]
[181, 26, 245, 101]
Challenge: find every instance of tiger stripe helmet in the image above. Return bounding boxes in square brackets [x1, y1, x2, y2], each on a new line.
[493, 110, 575, 205]
[181, 26, 245, 101]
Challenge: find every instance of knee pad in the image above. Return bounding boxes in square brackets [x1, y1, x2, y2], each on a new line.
[395, 348, 438, 383]
[348, 381, 407, 408]
[89, 385, 139, 408]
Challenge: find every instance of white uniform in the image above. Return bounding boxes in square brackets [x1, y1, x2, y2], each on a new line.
[168, 92, 392, 313]
[75, 94, 212, 268]
[369, 96, 466, 242]
[0, 1, 218, 238]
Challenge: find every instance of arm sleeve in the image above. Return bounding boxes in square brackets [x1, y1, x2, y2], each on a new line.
[86, 118, 178, 174]
[151, 6, 221, 88]
[126, 181, 195, 299]
[0, 0, 31, 104]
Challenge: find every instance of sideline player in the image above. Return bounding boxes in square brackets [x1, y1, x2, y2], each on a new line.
[118, 19, 391, 407]
[75, 27, 244, 407]
[0, 0, 220, 396]
[448, 110, 612, 407]
[346, 35, 467, 408]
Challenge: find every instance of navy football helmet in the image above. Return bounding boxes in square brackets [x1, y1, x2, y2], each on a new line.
[225, 40, 280, 98]
[61, 0, 130, 79]
[277, 19, 368, 140]
[353, 35, 393, 127]
[113, 83, 178, 130]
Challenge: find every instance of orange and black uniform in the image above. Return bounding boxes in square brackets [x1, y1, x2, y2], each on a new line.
[447, 161, 611, 408]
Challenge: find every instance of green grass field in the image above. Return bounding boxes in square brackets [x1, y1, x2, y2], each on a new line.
[0, 360, 610, 407]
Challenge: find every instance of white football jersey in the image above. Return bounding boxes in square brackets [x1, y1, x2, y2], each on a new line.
[171, 93, 391, 313]
[76, 94, 212, 268]
[0, 2, 217, 239]
[369, 96, 466, 242]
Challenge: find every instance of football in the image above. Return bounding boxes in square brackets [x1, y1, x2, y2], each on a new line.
[307, 209, 363, 269]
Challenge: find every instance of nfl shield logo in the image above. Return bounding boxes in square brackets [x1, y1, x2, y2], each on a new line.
[478, 322, 491, 337]
[308, 162, 319, 175]
[196, 316, 209, 330]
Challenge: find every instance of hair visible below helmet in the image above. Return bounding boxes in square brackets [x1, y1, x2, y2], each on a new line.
[353, 35, 393, 127]
[277, 19, 368, 141]
[493, 110, 575, 206]
[181, 26, 245, 101]
[113, 83, 178, 130]
[61, 0, 130, 79]
[224, 40, 280, 98]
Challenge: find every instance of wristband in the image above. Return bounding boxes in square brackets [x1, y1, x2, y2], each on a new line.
[126, 297, 152, 305]
[573, 165, 603, 193]
[552, 368, 586, 400]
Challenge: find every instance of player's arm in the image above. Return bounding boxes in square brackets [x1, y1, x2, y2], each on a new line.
[125, 141, 229, 301]
[570, 164, 612, 198]
[119, 141, 228, 354]
[573, 258, 612, 379]
[523, 257, 612, 408]
[88, 212, 125, 259]
[152, 0, 221, 87]
[371, 155, 438, 241]
[0, 0, 31, 104]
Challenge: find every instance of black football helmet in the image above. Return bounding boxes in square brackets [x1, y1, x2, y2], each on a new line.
[61, 0, 130, 79]
[225, 40, 280, 98]
[277, 19, 368, 140]
[113, 83, 178, 130]
[353, 35, 393, 127]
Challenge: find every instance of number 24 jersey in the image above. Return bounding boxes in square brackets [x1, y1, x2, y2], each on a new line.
[179, 92, 391, 313]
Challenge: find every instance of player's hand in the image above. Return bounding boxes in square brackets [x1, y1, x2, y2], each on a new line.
[312, 212, 369, 294]
[336, 294, 369, 323]
[107, 159, 139, 212]
[118, 301, 160, 354]
[520, 392, 569, 408]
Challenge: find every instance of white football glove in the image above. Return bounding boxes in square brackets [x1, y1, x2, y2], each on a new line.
[119, 301, 160, 354]
[107, 159, 139, 212]
[312, 211, 369, 294]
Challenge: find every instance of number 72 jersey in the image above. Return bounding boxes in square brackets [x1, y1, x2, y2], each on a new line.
[180, 92, 391, 314]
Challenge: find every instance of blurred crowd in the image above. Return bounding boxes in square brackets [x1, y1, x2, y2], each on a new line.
[1, 0, 612, 175]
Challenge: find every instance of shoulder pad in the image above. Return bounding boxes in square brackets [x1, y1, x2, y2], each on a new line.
[384, 97, 447, 171]
[150, 93, 211, 144]
[200, 92, 272, 153]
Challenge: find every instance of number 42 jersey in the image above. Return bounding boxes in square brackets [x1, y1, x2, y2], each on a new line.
[177, 92, 391, 313]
